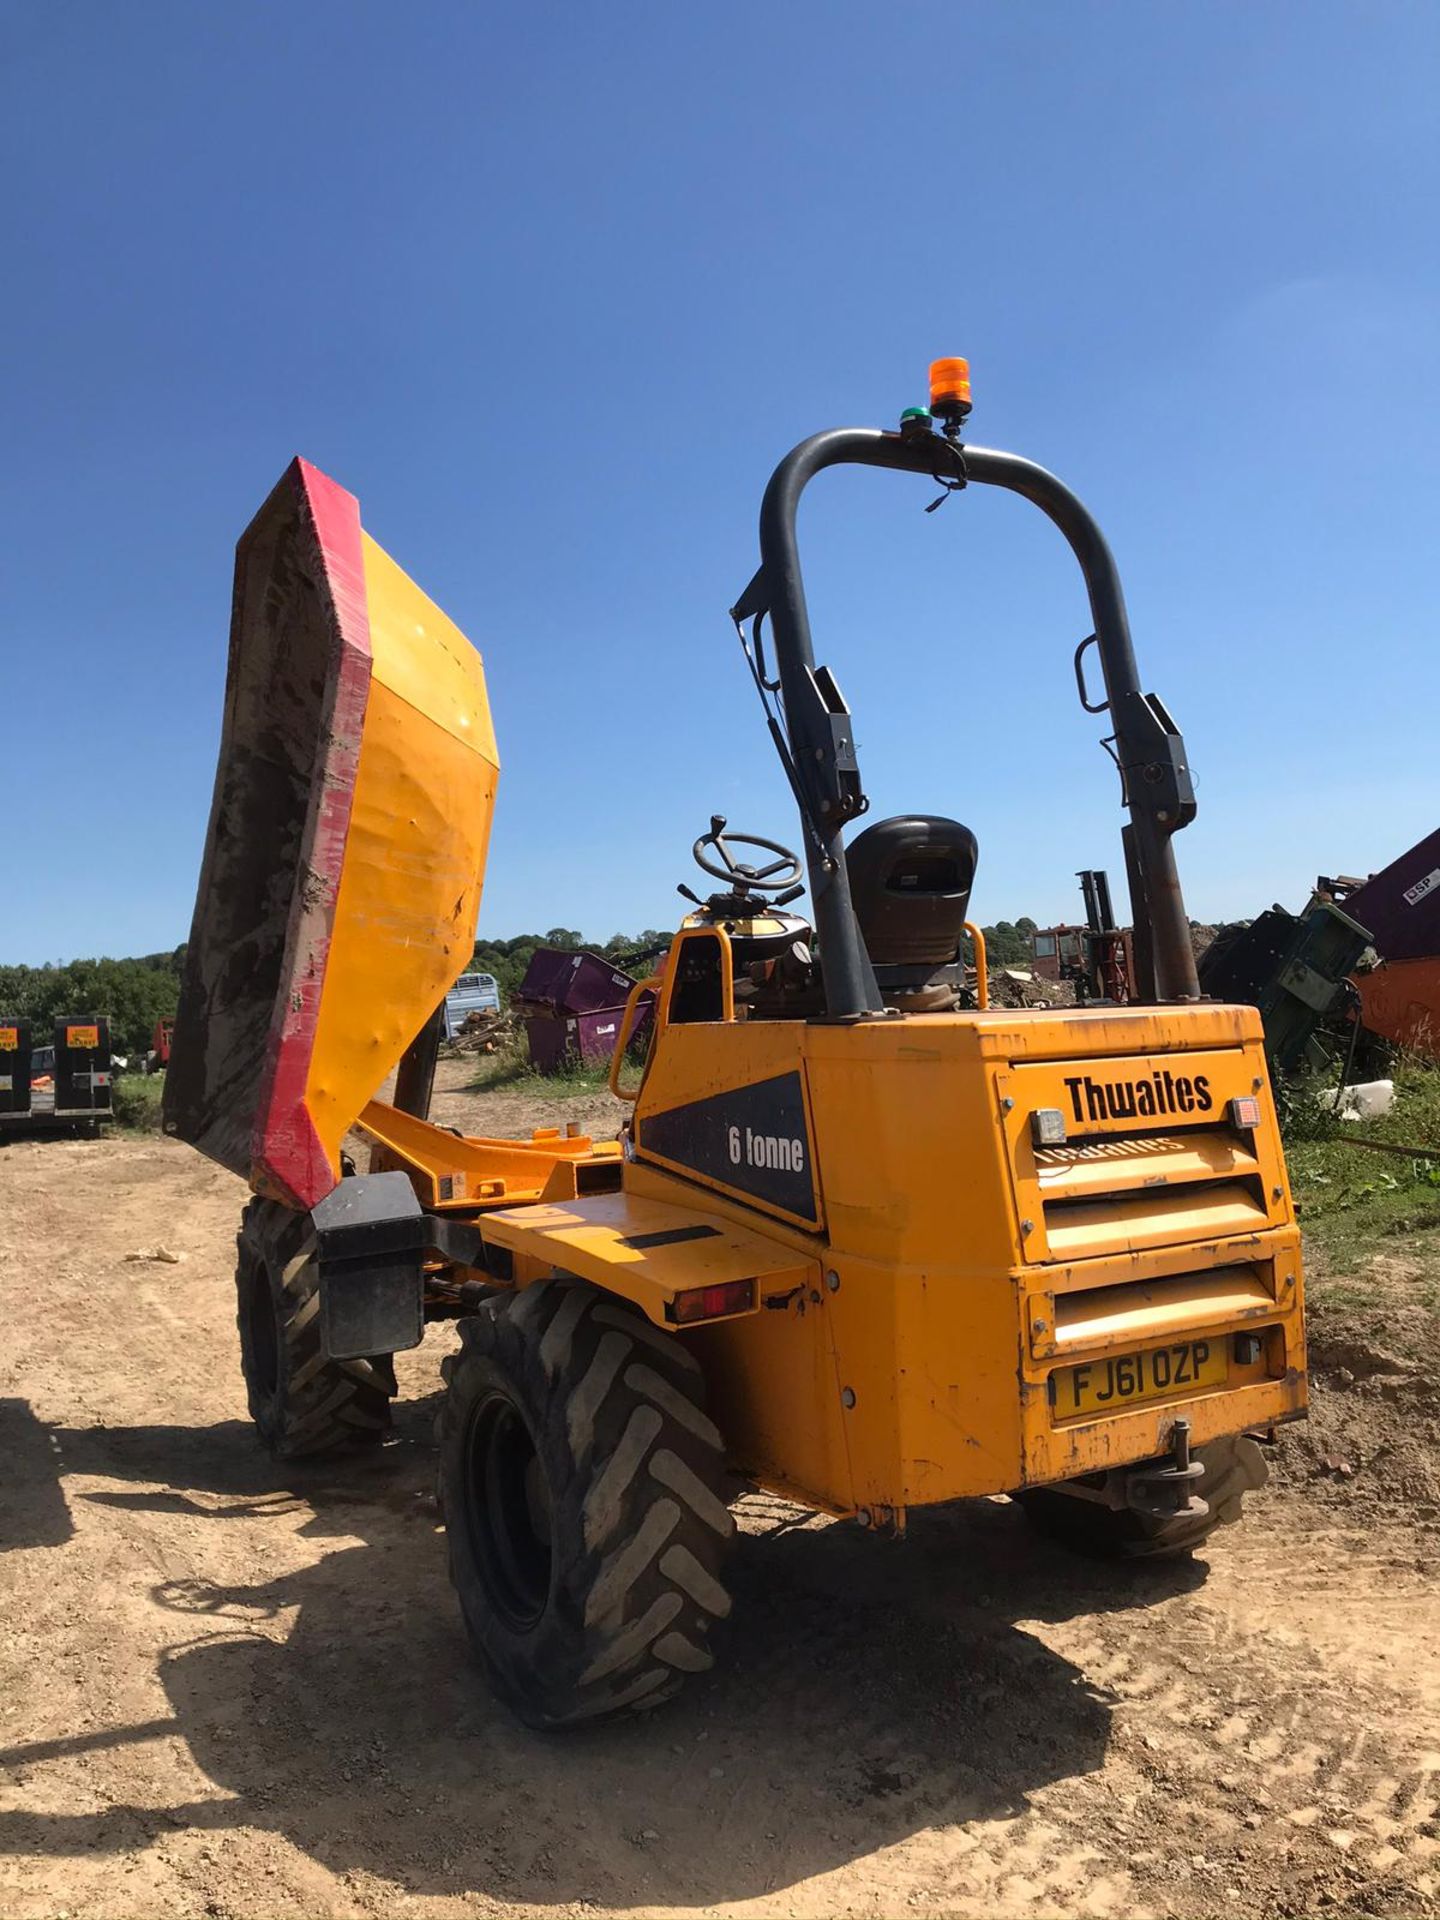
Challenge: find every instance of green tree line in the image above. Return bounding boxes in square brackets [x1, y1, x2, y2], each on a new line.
[473, 917, 1044, 995]
[981, 918, 1039, 967]
[0, 916, 1047, 1058]
[469, 929, 677, 1001]
[0, 950, 185, 1056]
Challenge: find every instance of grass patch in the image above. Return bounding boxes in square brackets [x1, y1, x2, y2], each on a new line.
[461, 1036, 625, 1101]
[111, 1072, 166, 1131]
[1285, 1054, 1440, 1305]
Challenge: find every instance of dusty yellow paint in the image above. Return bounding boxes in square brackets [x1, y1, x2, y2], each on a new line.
[362, 979, 1305, 1519]
[356, 1099, 620, 1209]
[303, 533, 499, 1181]
[479, 1191, 813, 1321]
[591, 998, 1304, 1516]
[286, 596, 1306, 1520]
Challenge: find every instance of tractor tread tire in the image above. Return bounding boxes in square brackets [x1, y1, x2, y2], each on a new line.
[438, 1278, 733, 1729]
[235, 1196, 397, 1460]
[1018, 1433, 1269, 1561]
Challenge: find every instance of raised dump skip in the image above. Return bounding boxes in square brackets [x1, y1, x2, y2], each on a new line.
[165, 458, 499, 1210]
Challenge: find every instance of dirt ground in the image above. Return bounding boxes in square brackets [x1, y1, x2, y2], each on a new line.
[2, 1065, 1439, 1919]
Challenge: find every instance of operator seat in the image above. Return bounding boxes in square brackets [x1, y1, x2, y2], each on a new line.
[846, 814, 978, 1006]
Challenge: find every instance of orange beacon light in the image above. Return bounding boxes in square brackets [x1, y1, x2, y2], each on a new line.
[928, 357, 972, 423]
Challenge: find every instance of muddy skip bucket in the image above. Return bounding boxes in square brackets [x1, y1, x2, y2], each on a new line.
[165, 459, 499, 1209]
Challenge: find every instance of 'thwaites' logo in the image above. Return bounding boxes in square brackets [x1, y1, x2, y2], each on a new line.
[1062, 1069, 1213, 1125]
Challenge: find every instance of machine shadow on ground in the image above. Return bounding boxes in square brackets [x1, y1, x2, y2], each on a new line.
[0, 1393, 1205, 1909]
[0, 1398, 76, 1551]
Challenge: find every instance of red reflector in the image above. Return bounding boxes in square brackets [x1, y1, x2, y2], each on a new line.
[671, 1279, 756, 1324]
[1228, 1095, 1262, 1129]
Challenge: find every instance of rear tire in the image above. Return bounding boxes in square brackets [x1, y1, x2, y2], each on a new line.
[1016, 1432, 1268, 1561]
[235, 1196, 398, 1458]
[438, 1278, 734, 1729]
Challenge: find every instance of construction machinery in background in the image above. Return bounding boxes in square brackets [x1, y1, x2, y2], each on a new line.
[1029, 921, 1088, 984]
[1030, 869, 1133, 1004]
[1028, 865, 1380, 1077]
[1197, 893, 1373, 1079]
[1188, 829, 1440, 1084]
[146, 1017, 175, 1074]
[0, 1016, 113, 1133]
[1326, 828, 1440, 1061]
[1077, 868, 1135, 1003]
[166, 362, 1305, 1729]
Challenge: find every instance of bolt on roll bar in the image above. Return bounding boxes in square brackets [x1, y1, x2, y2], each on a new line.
[730, 421, 1199, 1017]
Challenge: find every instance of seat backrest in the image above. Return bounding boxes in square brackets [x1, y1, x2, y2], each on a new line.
[846, 815, 978, 969]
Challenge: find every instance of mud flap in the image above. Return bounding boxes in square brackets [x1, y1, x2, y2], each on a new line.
[311, 1172, 426, 1361]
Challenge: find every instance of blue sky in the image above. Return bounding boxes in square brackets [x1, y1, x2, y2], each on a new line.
[4, 2, 1437, 965]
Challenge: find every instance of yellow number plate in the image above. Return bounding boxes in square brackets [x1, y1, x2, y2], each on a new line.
[1053, 1338, 1228, 1418]
[66, 1025, 99, 1049]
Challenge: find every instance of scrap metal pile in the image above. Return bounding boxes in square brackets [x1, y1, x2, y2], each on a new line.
[1198, 827, 1440, 1081]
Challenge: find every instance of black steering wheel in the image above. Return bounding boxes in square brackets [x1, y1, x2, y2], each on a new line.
[692, 815, 804, 894]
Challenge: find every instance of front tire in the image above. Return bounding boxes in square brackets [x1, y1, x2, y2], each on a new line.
[1016, 1432, 1268, 1560]
[439, 1279, 735, 1729]
[235, 1196, 398, 1458]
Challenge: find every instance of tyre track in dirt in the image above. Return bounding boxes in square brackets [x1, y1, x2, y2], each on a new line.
[1, 1129, 1437, 1919]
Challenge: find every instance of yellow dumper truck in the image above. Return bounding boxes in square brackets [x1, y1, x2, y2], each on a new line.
[166, 361, 1305, 1726]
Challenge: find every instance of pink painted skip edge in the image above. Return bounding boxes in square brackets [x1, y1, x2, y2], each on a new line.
[251, 458, 372, 1211]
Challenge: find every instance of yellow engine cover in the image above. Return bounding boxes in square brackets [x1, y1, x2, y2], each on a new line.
[623, 997, 1305, 1516]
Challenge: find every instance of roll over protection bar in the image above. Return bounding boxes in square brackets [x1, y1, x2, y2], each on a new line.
[730, 425, 1199, 1015]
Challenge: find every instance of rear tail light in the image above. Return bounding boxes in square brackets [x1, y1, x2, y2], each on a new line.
[670, 1279, 756, 1324]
